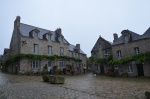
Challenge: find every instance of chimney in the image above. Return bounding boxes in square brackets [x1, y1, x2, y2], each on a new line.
[15, 16, 20, 27]
[55, 28, 61, 35]
[113, 33, 118, 41]
[76, 44, 80, 50]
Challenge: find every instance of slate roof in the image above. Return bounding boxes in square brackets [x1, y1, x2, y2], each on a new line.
[68, 44, 86, 54]
[143, 27, 150, 38]
[113, 30, 143, 45]
[91, 36, 112, 52]
[19, 23, 69, 44]
[19, 23, 86, 55]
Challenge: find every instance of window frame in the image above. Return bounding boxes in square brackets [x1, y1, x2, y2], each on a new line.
[117, 50, 122, 59]
[134, 47, 140, 55]
[60, 47, 64, 56]
[48, 46, 52, 55]
[33, 44, 39, 54]
[127, 65, 133, 73]
[59, 60, 65, 68]
[31, 60, 40, 69]
[104, 50, 109, 58]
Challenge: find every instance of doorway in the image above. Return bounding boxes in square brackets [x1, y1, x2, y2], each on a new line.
[136, 63, 144, 76]
[48, 61, 52, 72]
[100, 65, 104, 74]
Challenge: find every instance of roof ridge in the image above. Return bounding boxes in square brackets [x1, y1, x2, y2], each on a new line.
[20, 23, 53, 32]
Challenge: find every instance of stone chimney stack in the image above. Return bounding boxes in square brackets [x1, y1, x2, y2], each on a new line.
[113, 33, 118, 42]
[76, 44, 80, 50]
[15, 16, 20, 27]
[55, 28, 62, 36]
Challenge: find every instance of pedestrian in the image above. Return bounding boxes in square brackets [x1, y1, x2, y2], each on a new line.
[83, 66, 86, 74]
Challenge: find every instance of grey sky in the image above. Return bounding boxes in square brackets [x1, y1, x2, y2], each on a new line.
[0, 0, 150, 57]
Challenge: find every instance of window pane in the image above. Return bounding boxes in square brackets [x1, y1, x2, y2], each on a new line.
[60, 47, 64, 56]
[34, 44, 38, 54]
[48, 46, 52, 55]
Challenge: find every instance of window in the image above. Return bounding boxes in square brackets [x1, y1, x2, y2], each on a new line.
[48, 34, 51, 41]
[134, 47, 140, 55]
[48, 61, 51, 67]
[60, 47, 64, 56]
[124, 35, 129, 43]
[99, 43, 102, 49]
[93, 53, 97, 58]
[117, 50, 121, 59]
[72, 52, 74, 57]
[127, 65, 133, 73]
[31, 60, 40, 69]
[48, 46, 52, 55]
[33, 31, 38, 38]
[119, 66, 123, 72]
[106, 64, 111, 70]
[104, 50, 109, 58]
[33, 44, 39, 54]
[59, 60, 65, 68]
[78, 54, 80, 58]
[115, 65, 118, 69]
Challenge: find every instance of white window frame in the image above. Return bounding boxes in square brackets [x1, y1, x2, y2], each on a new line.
[59, 60, 65, 68]
[33, 44, 39, 54]
[134, 47, 140, 55]
[33, 31, 38, 38]
[117, 50, 121, 59]
[104, 50, 109, 58]
[127, 65, 133, 73]
[48, 46, 52, 55]
[60, 47, 64, 56]
[31, 60, 40, 69]
[48, 34, 51, 41]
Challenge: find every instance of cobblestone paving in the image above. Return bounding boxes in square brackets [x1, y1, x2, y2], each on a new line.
[0, 71, 150, 99]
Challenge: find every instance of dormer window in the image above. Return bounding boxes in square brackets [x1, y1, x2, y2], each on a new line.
[33, 31, 38, 38]
[48, 35, 51, 40]
[29, 28, 40, 38]
[43, 31, 53, 41]
[124, 35, 130, 43]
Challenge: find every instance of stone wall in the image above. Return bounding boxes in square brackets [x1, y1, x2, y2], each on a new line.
[20, 36, 69, 56]
[112, 38, 150, 60]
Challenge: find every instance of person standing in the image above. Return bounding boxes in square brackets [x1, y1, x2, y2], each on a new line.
[83, 66, 86, 74]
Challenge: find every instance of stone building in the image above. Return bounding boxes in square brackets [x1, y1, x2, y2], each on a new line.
[91, 29, 150, 77]
[91, 36, 112, 74]
[3, 16, 87, 74]
[112, 29, 150, 77]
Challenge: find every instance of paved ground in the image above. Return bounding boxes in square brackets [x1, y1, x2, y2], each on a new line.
[0, 71, 150, 99]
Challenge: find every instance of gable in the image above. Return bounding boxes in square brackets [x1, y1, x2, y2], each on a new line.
[91, 36, 112, 52]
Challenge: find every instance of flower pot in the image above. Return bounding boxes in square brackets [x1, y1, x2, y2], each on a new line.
[49, 75, 65, 84]
[42, 75, 49, 82]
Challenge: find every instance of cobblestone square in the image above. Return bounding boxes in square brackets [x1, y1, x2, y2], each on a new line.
[0, 72, 150, 99]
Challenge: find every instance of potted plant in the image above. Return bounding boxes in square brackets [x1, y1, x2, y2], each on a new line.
[49, 66, 65, 84]
[42, 64, 49, 82]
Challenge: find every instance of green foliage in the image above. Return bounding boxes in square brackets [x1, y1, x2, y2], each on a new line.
[109, 52, 150, 65]
[4, 54, 82, 65]
[96, 55, 113, 65]
[87, 57, 93, 65]
[95, 52, 150, 65]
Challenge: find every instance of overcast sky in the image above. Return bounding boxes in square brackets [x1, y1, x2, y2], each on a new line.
[0, 0, 150, 57]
